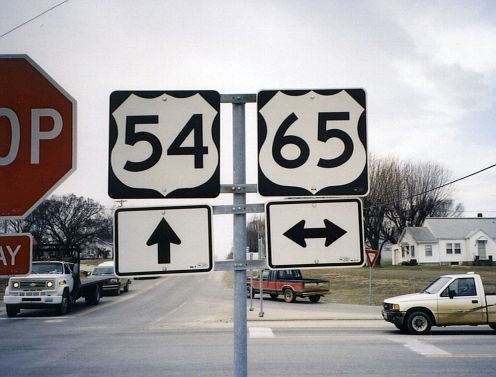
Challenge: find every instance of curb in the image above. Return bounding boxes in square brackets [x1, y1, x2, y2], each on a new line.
[247, 314, 383, 322]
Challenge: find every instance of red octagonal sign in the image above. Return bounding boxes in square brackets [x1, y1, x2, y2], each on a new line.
[0, 55, 76, 218]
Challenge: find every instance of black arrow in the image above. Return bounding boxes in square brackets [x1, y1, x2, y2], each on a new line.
[146, 218, 181, 264]
[283, 219, 347, 248]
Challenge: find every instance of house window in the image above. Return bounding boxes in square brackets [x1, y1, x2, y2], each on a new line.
[454, 243, 461, 254]
[446, 242, 461, 254]
[425, 245, 433, 257]
[446, 243, 453, 254]
[410, 246, 415, 258]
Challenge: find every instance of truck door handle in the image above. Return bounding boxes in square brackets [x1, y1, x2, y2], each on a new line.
[472, 300, 478, 304]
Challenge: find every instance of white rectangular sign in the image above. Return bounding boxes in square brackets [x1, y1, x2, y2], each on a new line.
[266, 198, 364, 269]
[114, 205, 213, 276]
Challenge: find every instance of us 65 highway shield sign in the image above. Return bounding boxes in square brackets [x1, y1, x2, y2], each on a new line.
[258, 89, 367, 197]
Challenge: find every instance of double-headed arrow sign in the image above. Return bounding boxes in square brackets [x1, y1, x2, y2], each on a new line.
[284, 219, 347, 248]
[265, 198, 364, 269]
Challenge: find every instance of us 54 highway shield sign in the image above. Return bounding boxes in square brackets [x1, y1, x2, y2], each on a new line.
[109, 90, 220, 198]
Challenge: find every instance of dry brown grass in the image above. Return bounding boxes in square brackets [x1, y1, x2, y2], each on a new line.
[231, 265, 496, 306]
[304, 265, 496, 305]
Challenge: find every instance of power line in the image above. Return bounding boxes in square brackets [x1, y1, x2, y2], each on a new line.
[432, 163, 496, 192]
[365, 163, 496, 210]
[460, 211, 496, 213]
[0, 0, 71, 39]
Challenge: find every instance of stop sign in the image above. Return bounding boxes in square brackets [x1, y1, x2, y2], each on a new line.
[0, 55, 76, 218]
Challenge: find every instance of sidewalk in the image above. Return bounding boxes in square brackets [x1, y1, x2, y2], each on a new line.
[1, 296, 384, 322]
[247, 300, 383, 322]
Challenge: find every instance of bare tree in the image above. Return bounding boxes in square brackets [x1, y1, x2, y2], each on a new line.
[3, 194, 111, 250]
[386, 160, 462, 231]
[363, 156, 463, 265]
[362, 156, 398, 254]
[39, 194, 109, 247]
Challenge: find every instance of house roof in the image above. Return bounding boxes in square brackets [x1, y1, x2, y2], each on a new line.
[423, 217, 496, 240]
[404, 227, 437, 243]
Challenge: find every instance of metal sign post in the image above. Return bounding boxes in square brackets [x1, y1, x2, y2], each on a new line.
[366, 249, 379, 305]
[249, 251, 254, 312]
[230, 94, 249, 377]
[258, 236, 265, 318]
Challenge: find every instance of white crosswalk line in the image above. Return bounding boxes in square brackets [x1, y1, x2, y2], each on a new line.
[388, 336, 450, 357]
[249, 327, 274, 338]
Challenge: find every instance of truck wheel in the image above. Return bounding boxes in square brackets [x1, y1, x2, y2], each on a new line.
[283, 288, 296, 303]
[93, 286, 101, 304]
[269, 293, 278, 300]
[489, 323, 496, 331]
[407, 311, 432, 335]
[85, 286, 102, 305]
[56, 290, 70, 315]
[309, 295, 321, 303]
[6, 305, 19, 318]
[123, 282, 129, 293]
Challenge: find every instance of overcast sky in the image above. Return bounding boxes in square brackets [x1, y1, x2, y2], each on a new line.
[1, 0, 495, 256]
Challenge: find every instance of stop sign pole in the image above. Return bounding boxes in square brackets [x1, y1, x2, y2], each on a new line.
[0, 55, 76, 218]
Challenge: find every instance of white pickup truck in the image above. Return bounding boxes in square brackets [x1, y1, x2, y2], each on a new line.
[4, 261, 110, 317]
[382, 272, 496, 334]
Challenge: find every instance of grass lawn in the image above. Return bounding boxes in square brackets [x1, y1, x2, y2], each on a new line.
[304, 265, 496, 306]
[3, 261, 496, 306]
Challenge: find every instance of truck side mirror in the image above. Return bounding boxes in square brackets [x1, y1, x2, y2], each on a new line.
[449, 289, 456, 299]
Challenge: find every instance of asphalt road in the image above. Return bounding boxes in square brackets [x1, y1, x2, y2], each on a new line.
[1, 273, 495, 377]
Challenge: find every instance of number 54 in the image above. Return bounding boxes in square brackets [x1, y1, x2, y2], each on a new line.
[123, 114, 208, 172]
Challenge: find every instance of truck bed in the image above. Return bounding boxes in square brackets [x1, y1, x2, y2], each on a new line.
[486, 294, 496, 323]
[80, 275, 111, 287]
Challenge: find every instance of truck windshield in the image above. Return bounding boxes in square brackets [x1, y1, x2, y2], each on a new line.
[422, 277, 451, 294]
[31, 263, 63, 274]
[278, 270, 302, 279]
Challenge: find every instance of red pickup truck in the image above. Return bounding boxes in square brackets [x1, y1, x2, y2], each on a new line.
[247, 269, 330, 303]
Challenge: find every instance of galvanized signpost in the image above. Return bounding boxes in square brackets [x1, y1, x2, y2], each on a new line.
[229, 94, 251, 377]
[110, 89, 367, 377]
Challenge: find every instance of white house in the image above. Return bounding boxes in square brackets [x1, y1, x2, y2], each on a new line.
[392, 217, 496, 266]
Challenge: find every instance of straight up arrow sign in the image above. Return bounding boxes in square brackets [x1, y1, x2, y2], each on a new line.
[146, 218, 181, 264]
[114, 205, 213, 276]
